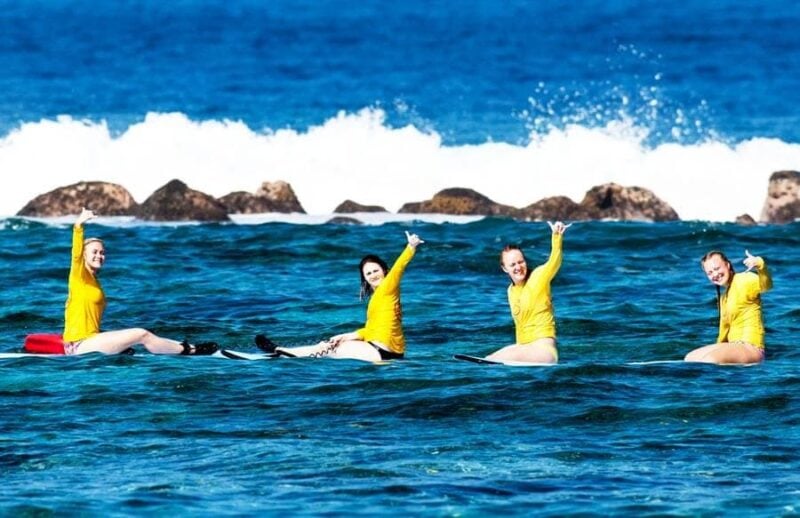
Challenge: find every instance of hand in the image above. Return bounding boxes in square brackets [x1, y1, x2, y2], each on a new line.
[405, 230, 425, 249]
[75, 207, 96, 227]
[547, 221, 572, 234]
[743, 250, 762, 272]
[328, 333, 354, 345]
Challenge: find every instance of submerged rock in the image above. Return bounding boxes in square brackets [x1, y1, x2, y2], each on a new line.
[17, 181, 138, 217]
[326, 216, 363, 225]
[137, 179, 229, 221]
[398, 187, 518, 217]
[219, 181, 305, 214]
[578, 183, 679, 221]
[334, 200, 388, 213]
[760, 170, 800, 224]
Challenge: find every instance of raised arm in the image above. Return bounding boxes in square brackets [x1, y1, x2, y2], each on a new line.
[743, 250, 772, 294]
[70, 208, 96, 273]
[535, 221, 570, 281]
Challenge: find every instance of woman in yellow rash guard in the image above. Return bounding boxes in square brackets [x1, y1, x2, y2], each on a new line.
[684, 249, 772, 364]
[255, 231, 424, 362]
[483, 221, 570, 364]
[62, 208, 218, 356]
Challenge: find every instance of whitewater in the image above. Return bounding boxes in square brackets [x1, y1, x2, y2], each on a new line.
[2, 110, 798, 222]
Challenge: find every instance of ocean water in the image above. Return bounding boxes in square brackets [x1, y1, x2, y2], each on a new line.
[2, 1, 800, 515]
[0, 0, 799, 220]
[1, 218, 799, 515]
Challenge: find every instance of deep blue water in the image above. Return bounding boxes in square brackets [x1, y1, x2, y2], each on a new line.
[1, 219, 799, 514]
[1, 0, 799, 144]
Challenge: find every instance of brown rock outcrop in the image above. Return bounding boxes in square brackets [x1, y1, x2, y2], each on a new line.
[334, 200, 388, 213]
[578, 183, 679, 221]
[137, 179, 229, 221]
[735, 214, 757, 226]
[760, 170, 800, 224]
[17, 181, 138, 217]
[219, 181, 305, 214]
[398, 188, 519, 217]
[519, 196, 590, 221]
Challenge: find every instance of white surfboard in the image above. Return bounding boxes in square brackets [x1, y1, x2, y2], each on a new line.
[215, 349, 277, 361]
[453, 354, 554, 367]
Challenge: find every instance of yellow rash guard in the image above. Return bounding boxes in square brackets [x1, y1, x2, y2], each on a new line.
[356, 245, 416, 354]
[508, 233, 562, 344]
[717, 258, 772, 348]
[63, 225, 105, 342]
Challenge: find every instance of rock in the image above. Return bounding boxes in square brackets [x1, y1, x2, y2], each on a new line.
[219, 181, 305, 214]
[760, 170, 800, 224]
[17, 181, 138, 217]
[578, 183, 679, 221]
[398, 188, 518, 217]
[326, 216, 363, 225]
[519, 196, 590, 221]
[735, 214, 757, 226]
[137, 179, 229, 221]
[334, 200, 388, 213]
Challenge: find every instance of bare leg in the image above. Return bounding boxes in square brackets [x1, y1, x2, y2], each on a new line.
[277, 340, 382, 362]
[485, 338, 558, 364]
[684, 342, 764, 364]
[76, 328, 184, 355]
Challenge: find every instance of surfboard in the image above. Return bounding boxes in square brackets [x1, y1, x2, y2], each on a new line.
[453, 354, 554, 367]
[216, 349, 277, 361]
[0, 352, 63, 359]
[626, 360, 686, 365]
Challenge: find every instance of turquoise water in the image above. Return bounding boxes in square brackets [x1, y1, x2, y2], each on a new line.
[2, 219, 799, 514]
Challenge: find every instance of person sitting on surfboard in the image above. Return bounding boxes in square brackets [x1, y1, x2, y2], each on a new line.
[255, 231, 424, 362]
[684, 250, 772, 364]
[62, 208, 218, 356]
[480, 221, 569, 364]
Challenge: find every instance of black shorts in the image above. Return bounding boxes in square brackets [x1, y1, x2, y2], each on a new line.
[368, 341, 404, 360]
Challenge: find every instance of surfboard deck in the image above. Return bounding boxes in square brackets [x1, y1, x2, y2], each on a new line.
[216, 349, 277, 361]
[453, 354, 554, 367]
[0, 352, 63, 359]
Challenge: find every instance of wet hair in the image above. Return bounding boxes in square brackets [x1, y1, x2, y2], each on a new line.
[500, 244, 531, 281]
[83, 237, 104, 249]
[700, 250, 735, 318]
[359, 254, 389, 301]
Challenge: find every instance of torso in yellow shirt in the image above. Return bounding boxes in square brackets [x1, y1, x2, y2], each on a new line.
[717, 259, 772, 348]
[357, 245, 415, 354]
[508, 233, 562, 344]
[63, 225, 106, 342]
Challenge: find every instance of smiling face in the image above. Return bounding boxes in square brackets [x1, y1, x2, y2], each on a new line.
[83, 239, 106, 273]
[362, 261, 386, 290]
[702, 253, 732, 286]
[501, 248, 528, 285]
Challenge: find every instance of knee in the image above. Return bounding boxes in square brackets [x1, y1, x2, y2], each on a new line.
[132, 328, 154, 343]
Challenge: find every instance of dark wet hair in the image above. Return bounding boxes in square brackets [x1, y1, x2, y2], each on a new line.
[499, 244, 523, 266]
[700, 250, 735, 318]
[500, 244, 531, 282]
[359, 254, 389, 301]
[700, 250, 735, 275]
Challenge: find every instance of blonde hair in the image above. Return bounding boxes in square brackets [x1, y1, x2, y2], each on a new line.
[83, 237, 104, 248]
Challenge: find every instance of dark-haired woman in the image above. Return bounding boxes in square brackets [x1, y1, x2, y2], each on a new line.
[684, 250, 772, 364]
[257, 231, 424, 361]
[62, 208, 218, 356]
[481, 221, 569, 364]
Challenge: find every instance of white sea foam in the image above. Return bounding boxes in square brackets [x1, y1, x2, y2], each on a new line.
[1, 110, 798, 221]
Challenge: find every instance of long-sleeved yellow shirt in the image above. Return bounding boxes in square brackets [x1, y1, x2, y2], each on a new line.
[63, 225, 105, 342]
[508, 233, 562, 344]
[717, 258, 772, 348]
[356, 245, 416, 354]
